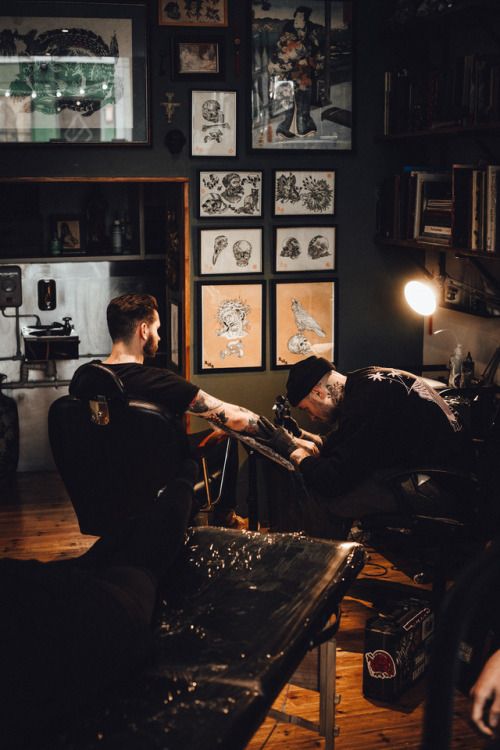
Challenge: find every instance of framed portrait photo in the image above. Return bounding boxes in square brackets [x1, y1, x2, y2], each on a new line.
[172, 38, 224, 80]
[199, 171, 262, 218]
[191, 90, 237, 157]
[51, 214, 84, 254]
[251, 0, 353, 151]
[196, 281, 265, 373]
[159, 0, 228, 27]
[271, 279, 336, 369]
[0, 1, 148, 145]
[274, 226, 336, 273]
[273, 170, 335, 216]
[199, 227, 263, 275]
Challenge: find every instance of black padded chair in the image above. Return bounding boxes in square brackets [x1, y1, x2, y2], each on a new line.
[48, 362, 190, 536]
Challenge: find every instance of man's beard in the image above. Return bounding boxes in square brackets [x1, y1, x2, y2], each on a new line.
[144, 334, 158, 358]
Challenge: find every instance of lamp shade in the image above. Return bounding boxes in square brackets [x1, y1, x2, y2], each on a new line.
[404, 280, 437, 316]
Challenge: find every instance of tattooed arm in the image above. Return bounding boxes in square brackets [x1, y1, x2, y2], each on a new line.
[187, 389, 261, 434]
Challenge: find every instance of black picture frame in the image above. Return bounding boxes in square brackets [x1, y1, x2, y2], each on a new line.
[50, 213, 85, 255]
[195, 280, 266, 373]
[198, 170, 263, 218]
[159, 0, 228, 27]
[197, 227, 263, 275]
[0, 1, 149, 145]
[191, 89, 237, 158]
[171, 36, 224, 81]
[250, 1, 353, 152]
[272, 169, 336, 217]
[270, 278, 336, 369]
[273, 225, 336, 273]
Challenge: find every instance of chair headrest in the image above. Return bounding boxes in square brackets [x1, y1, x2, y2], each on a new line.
[69, 362, 126, 401]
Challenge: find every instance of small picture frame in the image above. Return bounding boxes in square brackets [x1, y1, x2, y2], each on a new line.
[274, 226, 336, 273]
[271, 279, 336, 369]
[52, 215, 83, 254]
[196, 281, 265, 373]
[172, 38, 224, 80]
[159, 0, 228, 27]
[273, 170, 336, 216]
[191, 90, 237, 157]
[199, 171, 262, 217]
[199, 227, 263, 275]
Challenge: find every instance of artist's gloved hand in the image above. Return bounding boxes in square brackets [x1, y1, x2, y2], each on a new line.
[256, 416, 296, 458]
[279, 414, 302, 438]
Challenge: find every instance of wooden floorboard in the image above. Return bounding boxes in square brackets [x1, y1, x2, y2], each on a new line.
[0, 472, 490, 750]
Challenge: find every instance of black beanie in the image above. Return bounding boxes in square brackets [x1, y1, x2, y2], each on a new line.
[286, 356, 334, 406]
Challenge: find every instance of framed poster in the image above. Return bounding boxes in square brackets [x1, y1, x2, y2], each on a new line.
[159, 0, 228, 27]
[199, 227, 263, 275]
[172, 37, 224, 80]
[199, 171, 262, 217]
[274, 226, 336, 272]
[0, 1, 149, 145]
[251, 1, 353, 151]
[271, 279, 336, 368]
[191, 89, 237, 157]
[196, 281, 265, 372]
[273, 170, 335, 216]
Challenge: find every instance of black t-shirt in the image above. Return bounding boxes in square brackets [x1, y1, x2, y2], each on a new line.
[103, 363, 199, 416]
[299, 367, 468, 497]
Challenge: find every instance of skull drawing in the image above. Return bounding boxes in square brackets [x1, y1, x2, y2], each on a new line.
[287, 334, 312, 355]
[202, 99, 223, 124]
[212, 234, 228, 265]
[232, 239, 252, 267]
[308, 235, 330, 259]
[281, 237, 301, 259]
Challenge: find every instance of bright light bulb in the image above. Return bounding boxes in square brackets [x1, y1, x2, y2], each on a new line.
[56, 90, 62, 97]
[102, 82, 108, 90]
[5, 90, 10, 97]
[404, 280, 437, 316]
[31, 91, 37, 99]
[79, 87, 85, 95]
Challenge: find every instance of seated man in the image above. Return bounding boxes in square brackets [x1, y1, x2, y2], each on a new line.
[266, 356, 469, 538]
[82, 293, 314, 528]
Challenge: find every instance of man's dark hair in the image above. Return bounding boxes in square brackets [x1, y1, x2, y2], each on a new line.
[294, 5, 312, 20]
[106, 293, 158, 343]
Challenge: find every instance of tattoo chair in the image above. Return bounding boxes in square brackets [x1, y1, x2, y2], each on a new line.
[48, 362, 232, 536]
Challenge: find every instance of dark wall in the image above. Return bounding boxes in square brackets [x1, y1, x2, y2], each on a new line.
[0, 0, 423, 419]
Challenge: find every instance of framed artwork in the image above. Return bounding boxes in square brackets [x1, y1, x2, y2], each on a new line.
[51, 215, 83, 254]
[159, 0, 228, 27]
[199, 171, 262, 217]
[274, 226, 336, 273]
[251, 0, 353, 151]
[273, 170, 336, 216]
[0, 2, 148, 145]
[196, 281, 265, 373]
[271, 279, 335, 369]
[199, 227, 263, 275]
[172, 38, 224, 80]
[191, 90, 237, 157]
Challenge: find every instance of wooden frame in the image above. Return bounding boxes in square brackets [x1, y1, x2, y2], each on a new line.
[198, 227, 263, 275]
[159, 0, 228, 27]
[273, 169, 336, 216]
[191, 89, 237, 157]
[172, 37, 224, 80]
[198, 170, 262, 217]
[0, 1, 149, 145]
[251, 1, 353, 151]
[271, 278, 336, 369]
[196, 280, 265, 373]
[274, 225, 336, 273]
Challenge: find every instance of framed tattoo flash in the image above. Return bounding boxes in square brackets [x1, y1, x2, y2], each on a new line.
[251, 0, 353, 151]
[172, 37, 224, 80]
[199, 227, 263, 275]
[274, 225, 336, 273]
[191, 89, 237, 157]
[196, 281, 265, 373]
[159, 0, 228, 27]
[273, 170, 335, 216]
[199, 170, 262, 218]
[271, 279, 335, 369]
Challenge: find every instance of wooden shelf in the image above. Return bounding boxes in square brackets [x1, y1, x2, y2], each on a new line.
[375, 237, 500, 261]
[376, 122, 500, 143]
[0, 254, 158, 264]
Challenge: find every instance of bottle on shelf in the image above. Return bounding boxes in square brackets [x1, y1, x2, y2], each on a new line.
[460, 351, 475, 387]
[448, 343, 464, 388]
[111, 217, 123, 254]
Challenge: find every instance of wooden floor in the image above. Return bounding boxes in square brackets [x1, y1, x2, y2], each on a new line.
[0, 472, 491, 750]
